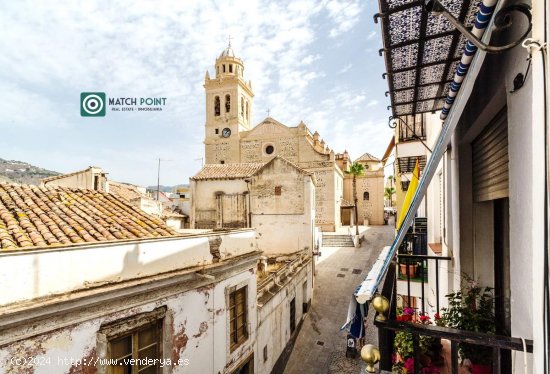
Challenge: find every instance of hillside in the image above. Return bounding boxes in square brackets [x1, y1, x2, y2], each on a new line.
[0, 158, 60, 185]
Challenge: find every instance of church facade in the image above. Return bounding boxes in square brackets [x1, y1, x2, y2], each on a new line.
[202, 44, 344, 231]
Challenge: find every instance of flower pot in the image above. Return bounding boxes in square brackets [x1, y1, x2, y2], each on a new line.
[471, 364, 492, 374]
[399, 264, 417, 277]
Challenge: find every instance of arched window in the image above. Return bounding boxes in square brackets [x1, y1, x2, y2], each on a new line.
[241, 97, 244, 117]
[214, 96, 220, 116]
[225, 94, 231, 113]
[363, 191, 370, 201]
[246, 101, 249, 121]
[223, 64, 226, 73]
[229, 64, 233, 73]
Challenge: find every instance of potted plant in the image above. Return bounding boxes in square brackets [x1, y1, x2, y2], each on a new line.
[440, 279, 496, 374]
[392, 308, 441, 374]
[399, 258, 419, 278]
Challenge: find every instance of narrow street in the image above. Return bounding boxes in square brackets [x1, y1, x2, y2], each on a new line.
[284, 224, 395, 374]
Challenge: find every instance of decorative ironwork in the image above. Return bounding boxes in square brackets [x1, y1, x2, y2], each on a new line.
[377, 0, 474, 117]
[389, 116, 433, 153]
[425, 1, 532, 53]
[376, 0, 532, 118]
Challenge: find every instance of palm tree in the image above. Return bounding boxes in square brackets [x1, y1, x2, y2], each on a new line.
[385, 187, 396, 206]
[346, 162, 365, 236]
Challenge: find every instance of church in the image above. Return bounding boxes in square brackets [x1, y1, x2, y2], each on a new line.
[195, 43, 384, 231]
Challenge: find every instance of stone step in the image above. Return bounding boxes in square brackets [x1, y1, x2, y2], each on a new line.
[322, 236, 355, 247]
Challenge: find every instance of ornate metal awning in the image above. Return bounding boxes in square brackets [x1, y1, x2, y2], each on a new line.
[376, 0, 480, 117]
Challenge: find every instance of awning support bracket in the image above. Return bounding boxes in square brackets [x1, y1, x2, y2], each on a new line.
[424, 0, 532, 54]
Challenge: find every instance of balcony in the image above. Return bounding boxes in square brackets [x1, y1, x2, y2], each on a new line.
[371, 256, 533, 374]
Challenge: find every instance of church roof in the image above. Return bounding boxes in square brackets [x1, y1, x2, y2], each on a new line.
[355, 153, 381, 163]
[191, 157, 312, 181]
[0, 183, 177, 251]
[191, 163, 265, 180]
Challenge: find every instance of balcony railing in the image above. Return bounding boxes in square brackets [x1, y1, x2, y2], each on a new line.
[375, 256, 534, 373]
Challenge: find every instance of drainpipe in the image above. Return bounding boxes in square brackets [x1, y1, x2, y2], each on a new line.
[245, 179, 252, 228]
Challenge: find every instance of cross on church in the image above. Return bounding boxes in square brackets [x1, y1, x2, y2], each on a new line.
[227, 35, 233, 47]
[266, 109, 271, 117]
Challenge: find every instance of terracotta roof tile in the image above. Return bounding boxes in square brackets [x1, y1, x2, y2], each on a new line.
[191, 163, 265, 180]
[355, 153, 381, 162]
[191, 157, 312, 181]
[0, 183, 178, 251]
[108, 182, 146, 201]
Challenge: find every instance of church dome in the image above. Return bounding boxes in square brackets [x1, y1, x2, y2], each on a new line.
[219, 44, 235, 58]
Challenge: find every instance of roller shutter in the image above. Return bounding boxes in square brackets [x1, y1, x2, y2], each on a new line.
[472, 110, 508, 202]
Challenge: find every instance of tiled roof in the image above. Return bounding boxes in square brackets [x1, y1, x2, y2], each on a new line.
[356, 153, 381, 162]
[41, 166, 99, 183]
[191, 163, 265, 180]
[0, 183, 178, 251]
[191, 157, 312, 181]
[108, 182, 145, 201]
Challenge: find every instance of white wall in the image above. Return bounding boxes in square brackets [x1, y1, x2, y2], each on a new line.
[256, 261, 312, 373]
[0, 264, 258, 374]
[0, 230, 257, 305]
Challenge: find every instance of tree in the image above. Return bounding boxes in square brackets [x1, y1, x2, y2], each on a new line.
[346, 162, 365, 236]
[385, 187, 396, 206]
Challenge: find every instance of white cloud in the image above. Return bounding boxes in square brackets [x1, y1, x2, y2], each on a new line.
[0, 0, 389, 185]
[367, 30, 377, 40]
[367, 99, 379, 107]
[325, 0, 363, 38]
[338, 63, 352, 74]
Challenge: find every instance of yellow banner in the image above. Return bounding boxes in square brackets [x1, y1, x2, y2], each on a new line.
[397, 159, 420, 229]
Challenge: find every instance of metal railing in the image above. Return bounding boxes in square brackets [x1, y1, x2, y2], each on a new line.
[376, 256, 534, 373]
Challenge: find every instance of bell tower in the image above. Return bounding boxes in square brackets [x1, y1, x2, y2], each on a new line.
[204, 42, 254, 164]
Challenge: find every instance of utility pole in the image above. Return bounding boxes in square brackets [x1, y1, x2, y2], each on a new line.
[156, 158, 173, 201]
[156, 158, 161, 201]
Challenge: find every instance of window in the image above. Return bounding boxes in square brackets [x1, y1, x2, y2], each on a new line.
[229, 286, 248, 351]
[223, 64, 226, 73]
[215, 128, 219, 134]
[232, 354, 253, 374]
[229, 64, 233, 73]
[363, 191, 370, 200]
[220, 160, 225, 164]
[214, 96, 220, 116]
[94, 175, 100, 190]
[225, 94, 231, 113]
[241, 97, 244, 117]
[109, 322, 161, 373]
[99, 307, 166, 374]
[265, 145, 274, 155]
[289, 298, 296, 334]
[263, 345, 268, 362]
[246, 102, 249, 121]
[274, 186, 282, 196]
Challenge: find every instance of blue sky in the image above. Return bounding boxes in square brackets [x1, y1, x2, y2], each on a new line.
[0, 0, 393, 186]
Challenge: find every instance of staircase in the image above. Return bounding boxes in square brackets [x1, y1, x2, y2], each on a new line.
[322, 234, 354, 247]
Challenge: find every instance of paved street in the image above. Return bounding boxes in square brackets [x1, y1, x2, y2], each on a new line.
[284, 224, 395, 374]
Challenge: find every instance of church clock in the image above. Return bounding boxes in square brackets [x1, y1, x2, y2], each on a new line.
[222, 128, 231, 138]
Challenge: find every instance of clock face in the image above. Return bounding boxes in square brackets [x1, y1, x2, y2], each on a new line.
[222, 128, 231, 138]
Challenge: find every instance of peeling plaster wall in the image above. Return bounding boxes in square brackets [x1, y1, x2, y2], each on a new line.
[256, 261, 312, 374]
[0, 259, 258, 374]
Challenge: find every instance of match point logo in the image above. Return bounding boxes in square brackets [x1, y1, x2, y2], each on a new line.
[81, 92, 106, 117]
